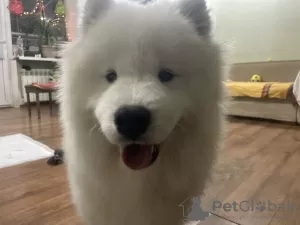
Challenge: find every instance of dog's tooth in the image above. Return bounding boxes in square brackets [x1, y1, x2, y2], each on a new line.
[151, 145, 155, 154]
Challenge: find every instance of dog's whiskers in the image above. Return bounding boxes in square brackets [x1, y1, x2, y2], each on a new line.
[175, 120, 184, 129]
[89, 122, 100, 134]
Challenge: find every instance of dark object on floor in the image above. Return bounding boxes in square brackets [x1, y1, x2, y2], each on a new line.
[47, 149, 64, 165]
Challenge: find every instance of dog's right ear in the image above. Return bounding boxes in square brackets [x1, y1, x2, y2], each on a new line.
[178, 0, 211, 37]
[81, 0, 112, 32]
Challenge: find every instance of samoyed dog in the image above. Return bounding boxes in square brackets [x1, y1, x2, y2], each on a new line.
[60, 0, 224, 224]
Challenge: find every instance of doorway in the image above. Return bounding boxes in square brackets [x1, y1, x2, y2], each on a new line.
[0, 0, 12, 107]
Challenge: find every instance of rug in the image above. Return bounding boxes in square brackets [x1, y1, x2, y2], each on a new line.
[0, 134, 54, 168]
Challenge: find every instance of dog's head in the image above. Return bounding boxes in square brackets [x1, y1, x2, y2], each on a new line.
[62, 0, 222, 172]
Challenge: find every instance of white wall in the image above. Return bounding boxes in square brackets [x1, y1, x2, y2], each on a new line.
[208, 0, 300, 63]
[68, 0, 300, 63]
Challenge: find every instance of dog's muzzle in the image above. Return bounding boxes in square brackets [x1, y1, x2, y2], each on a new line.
[114, 105, 160, 170]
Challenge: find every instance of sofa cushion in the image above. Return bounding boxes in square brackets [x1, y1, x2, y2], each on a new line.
[225, 82, 293, 99]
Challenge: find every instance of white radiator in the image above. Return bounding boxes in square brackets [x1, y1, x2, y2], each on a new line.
[20, 69, 53, 103]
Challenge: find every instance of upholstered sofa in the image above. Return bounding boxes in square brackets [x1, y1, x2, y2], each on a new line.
[226, 60, 300, 123]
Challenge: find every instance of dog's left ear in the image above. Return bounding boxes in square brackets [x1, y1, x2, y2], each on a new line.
[178, 0, 211, 37]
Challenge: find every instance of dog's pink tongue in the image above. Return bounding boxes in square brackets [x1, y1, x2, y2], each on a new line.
[122, 144, 153, 170]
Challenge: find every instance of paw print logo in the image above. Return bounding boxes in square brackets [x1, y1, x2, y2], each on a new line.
[179, 196, 210, 222]
[256, 201, 266, 212]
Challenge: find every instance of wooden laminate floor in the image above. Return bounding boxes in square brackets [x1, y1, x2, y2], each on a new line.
[0, 106, 300, 225]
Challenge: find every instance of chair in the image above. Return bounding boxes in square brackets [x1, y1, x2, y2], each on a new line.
[25, 82, 57, 119]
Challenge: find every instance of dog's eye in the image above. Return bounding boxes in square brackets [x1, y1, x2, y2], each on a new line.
[158, 70, 175, 82]
[106, 70, 117, 83]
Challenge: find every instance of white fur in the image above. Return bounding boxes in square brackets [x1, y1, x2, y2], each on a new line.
[59, 0, 224, 224]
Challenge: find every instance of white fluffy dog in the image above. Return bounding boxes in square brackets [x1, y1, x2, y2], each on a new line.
[59, 0, 224, 224]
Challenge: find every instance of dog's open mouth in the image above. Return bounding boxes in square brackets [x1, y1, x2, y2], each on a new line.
[121, 144, 159, 170]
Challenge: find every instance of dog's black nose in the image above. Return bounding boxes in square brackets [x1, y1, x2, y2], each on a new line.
[114, 106, 151, 140]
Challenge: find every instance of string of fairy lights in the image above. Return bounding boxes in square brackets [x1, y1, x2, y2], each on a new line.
[21, 0, 43, 16]
[19, 0, 71, 41]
